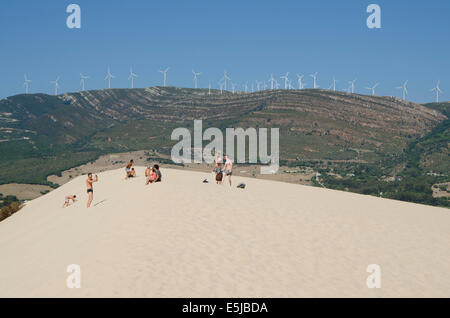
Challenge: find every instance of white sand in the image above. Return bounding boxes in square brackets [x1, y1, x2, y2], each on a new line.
[0, 167, 449, 298]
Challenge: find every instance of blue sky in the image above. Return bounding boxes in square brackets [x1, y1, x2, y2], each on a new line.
[0, 0, 448, 103]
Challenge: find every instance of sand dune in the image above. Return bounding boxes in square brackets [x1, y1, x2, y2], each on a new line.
[0, 167, 449, 297]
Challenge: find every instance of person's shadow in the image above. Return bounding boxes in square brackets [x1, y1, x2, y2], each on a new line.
[94, 199, 107, 207]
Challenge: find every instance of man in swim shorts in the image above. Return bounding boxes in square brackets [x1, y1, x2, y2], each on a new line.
[86, 173, 98, 208]
[223, 155, 233, 186]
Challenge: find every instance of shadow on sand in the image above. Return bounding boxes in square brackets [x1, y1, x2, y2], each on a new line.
[94, 199, 107, 207]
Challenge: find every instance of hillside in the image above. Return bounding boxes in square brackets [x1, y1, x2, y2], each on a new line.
[409, 102, 449, 174]
[0, 87, 448, 207]
[0, 168, 449, 297]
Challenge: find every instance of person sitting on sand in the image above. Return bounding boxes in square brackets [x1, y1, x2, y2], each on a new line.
[145, 166, 151, 178]
[223, 155, 233, 186]
[86, 173, 98, 208]
[62, 195, 77, 208]
[125, 160, 134, 180]
[128, 168, 136, 178]
[154, 164, 162, 182]
[145, 167, 158, 185]
[145, 165, 162, 185]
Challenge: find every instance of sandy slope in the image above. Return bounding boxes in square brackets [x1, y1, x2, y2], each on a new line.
[0, 167, 449, 298]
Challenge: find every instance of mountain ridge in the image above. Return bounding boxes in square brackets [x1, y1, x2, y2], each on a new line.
[1, 87, 445, 150]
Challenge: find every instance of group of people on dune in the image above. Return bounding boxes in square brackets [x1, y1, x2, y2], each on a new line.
[212, 154, 233, 186]
[125, 160, 162, 185]
[62, 160, 162, 209]
[63, 154, 232, 209]
[62, 172, 99, 209]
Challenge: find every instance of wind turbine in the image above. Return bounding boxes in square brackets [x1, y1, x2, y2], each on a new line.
[159, 67, 169, 87]
[288, 80, 295, 90]
[297, 75, 305, 89]
[269, 74, 276, 89]
[24, 75, 31, 94]
[256, 80, 262, 91]
[244, 81, 249, 93]
[80, 73, 89, 91]
[208, 82, 211, 95]
[431, 81, 443, 103]
[365, 83, 379, 96]
[231, 82, 237, 94]
[218, 81, 224, 94]
[310, 72, 318, 89]
[348, 79, 357, 94]
[396, 80, 408, 100]
[192, 70, 201, 89]
[104, 67, 115, 89]
[128, 67, 138, 88]
[345, 84, 351, 93]
[50, 76, 60, 95]
[280, 72, 289, 89]
[221, 70, 231, 91]
[329, 77, 338, 91]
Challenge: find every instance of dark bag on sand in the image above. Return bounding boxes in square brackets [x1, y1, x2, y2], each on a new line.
[216, 172, 223, 181]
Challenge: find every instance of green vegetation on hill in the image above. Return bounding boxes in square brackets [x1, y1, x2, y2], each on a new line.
[0, 151, 100, 185]
[0, 194, 21, 222]
[418, 102, 450, 175]
[318, 102, 450, 207]
[0, 193, 19, 208]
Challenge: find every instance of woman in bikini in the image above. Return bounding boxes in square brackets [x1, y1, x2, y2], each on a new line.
[145, 168, 158, 185]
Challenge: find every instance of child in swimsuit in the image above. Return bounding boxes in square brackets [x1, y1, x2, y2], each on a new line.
[62, 195, 77, 208]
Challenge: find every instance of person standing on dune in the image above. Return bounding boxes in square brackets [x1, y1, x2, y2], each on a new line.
[212, 153, 222, 181]
[86, 173, 98, 208]
[223, 155, 233, 186]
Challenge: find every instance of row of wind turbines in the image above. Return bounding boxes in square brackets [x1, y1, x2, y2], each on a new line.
[22, 68, 444, 103]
